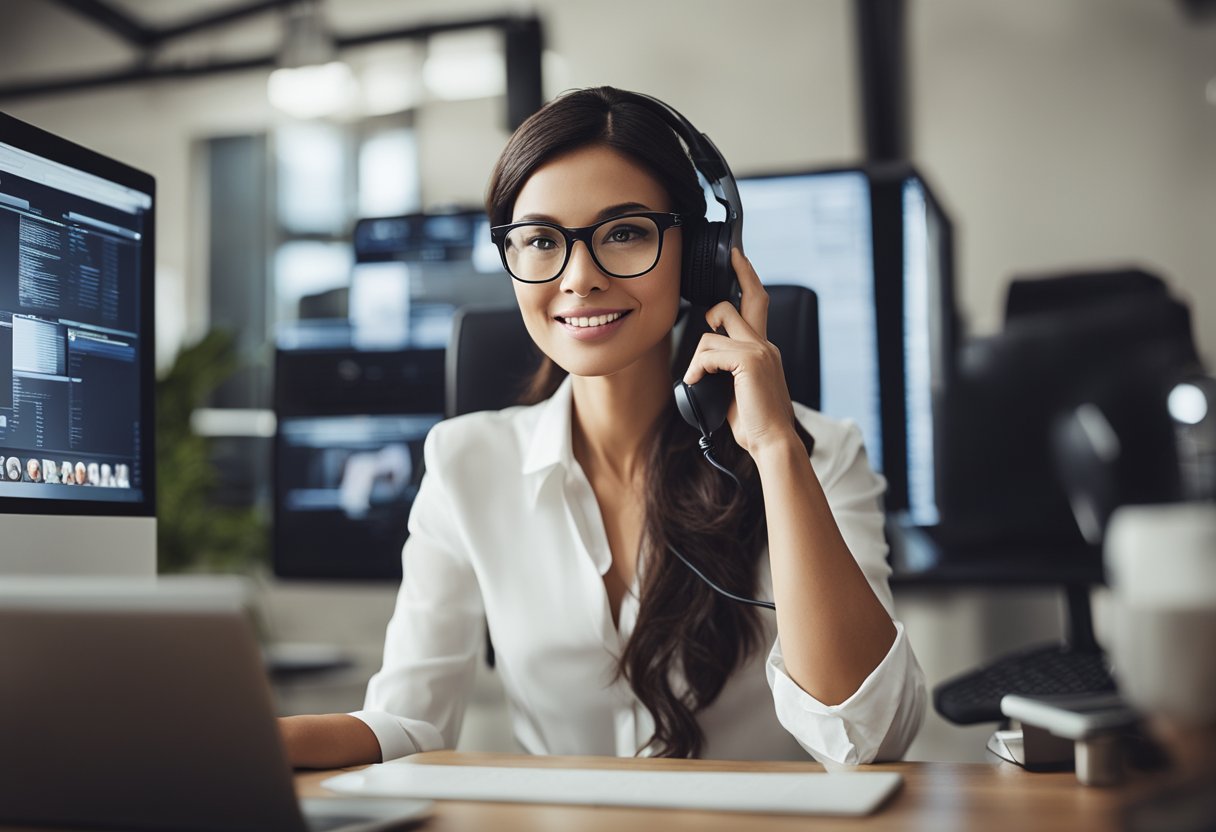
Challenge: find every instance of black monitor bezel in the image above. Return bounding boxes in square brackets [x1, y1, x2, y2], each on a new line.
[734, 163, 957, 515]
[0, 110, 156, 518]
[352, 209, 489, 265]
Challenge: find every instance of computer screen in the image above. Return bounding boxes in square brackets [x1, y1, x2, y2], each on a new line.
[274, 413, 440, 580]
[274, 210, 509, 580]
[737, 165, 955, 520]
[0, 111, 155, 575]
[901, 176, 953, 526]
[738, 171, 883, 469]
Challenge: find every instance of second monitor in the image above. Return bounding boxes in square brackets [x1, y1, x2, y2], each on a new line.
[738, 164, 956, 525]
[273, 211, 510, 580]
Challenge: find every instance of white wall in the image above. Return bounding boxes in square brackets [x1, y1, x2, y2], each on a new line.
[911, 0, 1216, 360]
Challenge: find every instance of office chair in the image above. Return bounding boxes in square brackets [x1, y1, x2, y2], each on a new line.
[446, 285, 821, 666]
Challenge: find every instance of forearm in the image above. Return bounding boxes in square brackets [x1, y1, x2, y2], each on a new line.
[278, 714, 382, 769]
[755, 436, 896, 705]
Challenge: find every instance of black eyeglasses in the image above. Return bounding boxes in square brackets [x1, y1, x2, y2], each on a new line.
[490, 211, 683, 284]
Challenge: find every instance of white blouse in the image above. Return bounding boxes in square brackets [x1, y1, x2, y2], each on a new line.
[351, 375, 926, 765]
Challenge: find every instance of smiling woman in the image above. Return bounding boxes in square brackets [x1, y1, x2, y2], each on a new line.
[502, 144, 685, 378]
[279, 86, 926, 769]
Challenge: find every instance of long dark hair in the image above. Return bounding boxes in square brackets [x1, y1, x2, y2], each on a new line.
[486, 87, 816, 758]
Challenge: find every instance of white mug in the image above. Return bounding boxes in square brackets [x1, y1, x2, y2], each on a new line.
[1105, 502, 1216, 727]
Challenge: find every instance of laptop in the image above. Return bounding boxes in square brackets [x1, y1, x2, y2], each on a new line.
[0, 577, 430, 832]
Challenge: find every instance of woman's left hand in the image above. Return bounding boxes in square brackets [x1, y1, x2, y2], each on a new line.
[682, 248, 799, 457]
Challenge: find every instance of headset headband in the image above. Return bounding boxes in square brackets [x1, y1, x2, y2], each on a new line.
[628, 92, 744, 252]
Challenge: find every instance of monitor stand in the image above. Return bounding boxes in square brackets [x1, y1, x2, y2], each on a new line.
[2, 515, 155, 577]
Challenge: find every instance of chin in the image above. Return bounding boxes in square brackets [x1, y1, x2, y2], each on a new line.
[548, 349, 643, 380]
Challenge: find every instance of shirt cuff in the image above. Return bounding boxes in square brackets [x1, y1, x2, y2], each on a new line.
[765, 620, 923, 766]
[347, 710, 445, 762]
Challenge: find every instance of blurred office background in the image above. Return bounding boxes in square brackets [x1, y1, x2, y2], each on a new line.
[1, 0, 1213, 762]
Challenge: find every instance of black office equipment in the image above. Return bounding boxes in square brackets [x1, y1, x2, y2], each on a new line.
[936, 642, 1118, 726]
[930, 268, 1203, 725]
[935, 269, 1198, 550]
[273, 347, 445, 581]
[1168, 373, 1216, 501]
[445, 305, 538, 419]
[272, 210, 512, 581]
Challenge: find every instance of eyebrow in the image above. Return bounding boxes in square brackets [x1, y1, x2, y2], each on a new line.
[514, 202, 655, 225]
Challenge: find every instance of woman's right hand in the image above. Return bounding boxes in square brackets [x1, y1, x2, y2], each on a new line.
[277, 713, 382, 770]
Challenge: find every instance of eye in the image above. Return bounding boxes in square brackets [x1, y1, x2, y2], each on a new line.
[525, 232, 561, 251]
[602, 223, 649, 244]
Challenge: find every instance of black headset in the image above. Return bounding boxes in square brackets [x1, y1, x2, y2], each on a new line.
[626, 92, 744, 308]
[626, 95, 775, 611]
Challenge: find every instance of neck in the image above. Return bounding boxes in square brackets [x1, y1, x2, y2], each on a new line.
[570, 339, 672, 486]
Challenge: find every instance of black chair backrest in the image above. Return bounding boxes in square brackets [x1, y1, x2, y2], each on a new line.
[446, 284, 820, 418]
[1003, 267, 1167, 323]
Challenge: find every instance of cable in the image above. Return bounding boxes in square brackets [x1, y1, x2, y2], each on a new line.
[668, 543, 775, 610]
[670, 430, 776, 610]
[698, 434, 741, 488]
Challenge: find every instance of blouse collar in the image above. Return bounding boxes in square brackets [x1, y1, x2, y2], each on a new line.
[516, 315, 691, 506]
[520, 374, 577, 505]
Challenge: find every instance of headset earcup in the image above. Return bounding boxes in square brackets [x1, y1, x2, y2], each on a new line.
[682, 219, 728, 305]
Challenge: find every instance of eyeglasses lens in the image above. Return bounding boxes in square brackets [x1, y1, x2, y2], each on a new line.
[502, 216, 662, 282]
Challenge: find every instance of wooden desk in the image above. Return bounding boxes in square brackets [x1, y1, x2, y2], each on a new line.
[297, 751, 1133, 831]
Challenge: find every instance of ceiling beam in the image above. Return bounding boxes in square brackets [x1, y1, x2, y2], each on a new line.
[0, 56, 277, 101]
[52, 0, 157, 48]
[51, 0, 298, 49]
[0, 15, 525, 102]
[153, 0, 298, 43]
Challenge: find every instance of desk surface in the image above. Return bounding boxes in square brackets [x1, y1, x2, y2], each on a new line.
[297, 751, 1135, 832]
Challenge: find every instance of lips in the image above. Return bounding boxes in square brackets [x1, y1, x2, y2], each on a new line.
[553, 309, 633, 340]
[553, 309, 632, 327]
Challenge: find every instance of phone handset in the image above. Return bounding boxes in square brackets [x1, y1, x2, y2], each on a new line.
[672, 274, 744, 488]
[673, 279, 741, 440]
[671, 283, 774, 609]
[673, 360, 734, 437]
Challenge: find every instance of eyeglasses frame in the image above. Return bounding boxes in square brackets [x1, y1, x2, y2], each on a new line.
[490, 211, 685, 284]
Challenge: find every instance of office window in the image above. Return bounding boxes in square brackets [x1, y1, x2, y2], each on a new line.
[358, 125, 421, 219]
[275, 122, 350, 236]
[274, 240, 353, 324]
[205, 115, 419, 395]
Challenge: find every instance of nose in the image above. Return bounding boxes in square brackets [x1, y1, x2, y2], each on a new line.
[559, 239, 610, 297]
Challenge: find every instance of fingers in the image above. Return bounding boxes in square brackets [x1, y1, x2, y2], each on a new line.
[682, 332, 734, 385]
[682, 332, 779, 386]
[704, 249, 768, 342]
[684, 249, 775, 386]
[704, 300, 755, 341]
[732, 247, 768, 342]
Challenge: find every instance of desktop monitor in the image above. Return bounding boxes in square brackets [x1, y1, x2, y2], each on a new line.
[273, 211, 510, 580]
[737, 165, 956, 521]
[273, 345, 446, 581]
[0, 112, 156, 576]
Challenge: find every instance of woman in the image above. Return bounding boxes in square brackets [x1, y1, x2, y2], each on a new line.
[281, 87, 926, 767]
